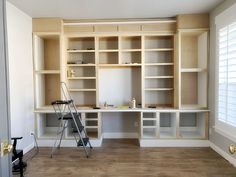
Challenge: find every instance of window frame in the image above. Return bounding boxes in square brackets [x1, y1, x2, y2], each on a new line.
[215, 22, 236, 142]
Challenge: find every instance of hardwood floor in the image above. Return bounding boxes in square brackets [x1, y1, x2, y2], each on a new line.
[19, 139, 236, 177]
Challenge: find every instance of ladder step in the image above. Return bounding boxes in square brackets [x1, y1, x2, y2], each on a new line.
[77, 138, 90, 147]
[72, 125, 84, 133]
[51, 99, 73, 105]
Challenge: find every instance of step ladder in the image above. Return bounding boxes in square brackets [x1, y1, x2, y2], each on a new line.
[50, 82, 93, 158]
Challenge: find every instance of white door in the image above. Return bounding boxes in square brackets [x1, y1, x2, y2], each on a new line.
[0, 0, 12, 176]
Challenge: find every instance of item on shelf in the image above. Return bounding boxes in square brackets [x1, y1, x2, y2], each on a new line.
[67, 48, 77, 50]
[130, 98, 136, 109]
[69, 69, 75, 77]
[67, 61, 76, 64]
[148, 106, 156, 108]
[124, 62, 131, 64]
[93, 107, 101, 109]
[104, 102, 108, 108]
[87, 48, 94, 50]
[75, 60, 83, 64]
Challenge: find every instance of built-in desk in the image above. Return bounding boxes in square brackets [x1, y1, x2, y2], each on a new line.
[34, 106, 210, 147]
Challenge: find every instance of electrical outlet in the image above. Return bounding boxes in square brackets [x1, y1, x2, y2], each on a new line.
[30, 130, 35, 136]
[134, 122, 138, 127]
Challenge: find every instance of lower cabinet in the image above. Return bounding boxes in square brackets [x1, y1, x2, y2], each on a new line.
[36, 112, 101, 140]
[141, 111, 208, 140]
[35, 110, 209, 146]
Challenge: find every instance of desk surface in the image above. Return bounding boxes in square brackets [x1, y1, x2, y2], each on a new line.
[34, 106, 210, 113]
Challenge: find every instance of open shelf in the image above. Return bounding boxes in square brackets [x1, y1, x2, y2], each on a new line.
[121, 36, 141, 50]
[179, 112, 207, 139]
[33, 34, 60, 71]
[145, 78, 173, 89]
[67, 37, 95, 50]
[99, 36, 118, 50]
[67, 66, 96, 78]
[180, 31, 208, 71]
[145, 36, 173, 49]
[36, 113, 59, 139]
[145, 91, 173, 108]
[120, 51, 141, 64]
[145, 51, 173, 64]
[68, 79, 96, 90]
[160, 113, 176, 139]
[99, 52, 119, 64]
[142, 128, 157, 138]
[83, 113, 100, 139]
[145, 65, 174, 77]
[142, 112, 158, 139]
[181, 72, 207, 109]
[35, 74, 61, 108]
[67, 52, 95, 65]
[69, 91, 96, 108]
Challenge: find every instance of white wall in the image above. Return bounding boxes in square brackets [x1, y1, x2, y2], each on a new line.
[209, 0, 236, 165]
[6, 2, 34, 152]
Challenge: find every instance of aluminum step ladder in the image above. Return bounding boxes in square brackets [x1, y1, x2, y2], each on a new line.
[50, 82, 92, 158]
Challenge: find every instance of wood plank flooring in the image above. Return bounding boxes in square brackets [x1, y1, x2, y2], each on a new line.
[18, 139, 236, 177]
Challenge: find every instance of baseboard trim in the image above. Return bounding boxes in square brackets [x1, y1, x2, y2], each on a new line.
[210, 142, 236, 167]
[37, 139, 102, 147]
[23, 143, 35, 154]
[102, 132, 139, 139]
[139, 139, 210, 147]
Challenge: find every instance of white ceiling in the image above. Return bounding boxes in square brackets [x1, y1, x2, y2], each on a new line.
[7, 0, 224, 19]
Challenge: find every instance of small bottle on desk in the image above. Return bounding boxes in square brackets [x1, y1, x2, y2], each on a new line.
[131, 98, 136, 109]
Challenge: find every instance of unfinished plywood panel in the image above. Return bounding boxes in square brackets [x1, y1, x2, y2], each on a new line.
[70, 91, 96, 107]
[119, 24, 141, 32]
[145, 91, 173, 108]
[45, 74, 61, 105]
[44, 38, 60, 70]
[121, 36, 141, 49]
[95, 25, 118, 32]
[64, 25, 94, 34]
[99, 37, 118, 50]
[181, 35, 198, 68]
[179, 112, 207, 139]
[181, 73, 197, 105]
[34, 35, 60, 71]
[177, 14, 209, 29]
[142, 23, 176, 32]
[33, 18, 62, 33]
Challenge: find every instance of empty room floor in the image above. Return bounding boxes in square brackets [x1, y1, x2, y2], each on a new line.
[21, 139, 236, 177]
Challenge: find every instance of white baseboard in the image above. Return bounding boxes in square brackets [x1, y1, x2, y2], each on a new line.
[139, 139, 210, 147]
[210, 142, 236, 167]
[102, 132, 139, 139]
[37, 139, 102, 147]
[23, 143, 35, 154]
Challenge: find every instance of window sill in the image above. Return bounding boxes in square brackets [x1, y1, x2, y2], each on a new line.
[214, 124, 236, 143]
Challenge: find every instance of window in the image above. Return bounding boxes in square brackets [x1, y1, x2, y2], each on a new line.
[217, 22, 236, 128]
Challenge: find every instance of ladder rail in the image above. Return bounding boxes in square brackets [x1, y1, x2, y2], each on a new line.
[50, 82, 92, 158]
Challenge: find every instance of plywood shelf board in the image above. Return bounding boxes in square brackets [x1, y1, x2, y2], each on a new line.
[145, 88, 174, 91]
[67, 50, 95, 53]
[35, 70, 61, 74]
[67, 64, 96, 67]
[67, 77, 96, 80]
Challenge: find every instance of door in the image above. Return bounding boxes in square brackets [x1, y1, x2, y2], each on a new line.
[0, 0, 12, 176]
